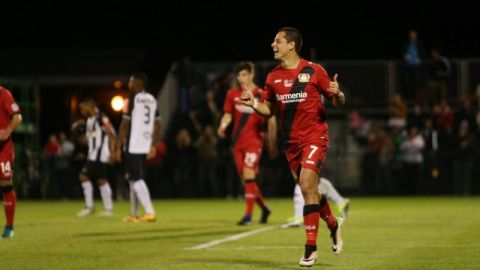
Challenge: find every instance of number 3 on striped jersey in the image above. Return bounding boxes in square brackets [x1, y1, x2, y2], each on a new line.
[308, 145, 318, 159]
[144, 105, 151, 124]
[0, 161, 11, 174]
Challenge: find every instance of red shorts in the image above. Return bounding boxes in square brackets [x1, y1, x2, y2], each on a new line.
[0, 145, 14, 180]
[285, 141, 328, 176]
[232, 141, 263, 178]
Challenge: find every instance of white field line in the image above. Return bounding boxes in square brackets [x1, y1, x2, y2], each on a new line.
[186, 226, 278, 250]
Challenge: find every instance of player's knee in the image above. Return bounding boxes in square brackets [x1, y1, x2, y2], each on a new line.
[79, 174, 89, 182]
[0, 179, 13, 187]
[97, 179, 108, 186]
[298, 180, 315, 192]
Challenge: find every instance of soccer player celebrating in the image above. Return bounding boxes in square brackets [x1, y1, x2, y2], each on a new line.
[114, 72, 160, 223]
[0, 86, 22, 238]
[217, 61, 276, 225]
[240, 27, 346, 267]
[74, 99, 116, 217]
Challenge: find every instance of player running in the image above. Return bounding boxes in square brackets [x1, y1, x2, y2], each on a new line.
[241, 27, 346, 267]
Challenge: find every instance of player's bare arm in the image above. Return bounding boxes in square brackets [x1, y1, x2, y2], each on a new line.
[147, 119, 161, 159]
[240, 91, 276, 118]
[115, 118, 130, 162]
[217, 113, 232, 139]
[0, 114, 22, 142]
[266, 116, 278, 159]
[327, 74, 346, 107]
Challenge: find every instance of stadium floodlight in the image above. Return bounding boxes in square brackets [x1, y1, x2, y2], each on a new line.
[111, 95, 125, 112]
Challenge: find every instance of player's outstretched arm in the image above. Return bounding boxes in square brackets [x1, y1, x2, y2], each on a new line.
[327, 74, 346, 108]
[240, 91, 276, 118]
[0, 114, 22, 141]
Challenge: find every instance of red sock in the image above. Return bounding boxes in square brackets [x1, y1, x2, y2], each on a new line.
[319, 196, 337, 230]
[244, 181, 256, 217]
[252, 182, 267, 210]
[3, 187, 16, 228]
[303, 204, 320, 247]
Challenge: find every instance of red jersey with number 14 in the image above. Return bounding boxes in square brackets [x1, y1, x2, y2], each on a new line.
[264, 59, 334, 147]
[223, 87, 266, 146]
[0, 86, 21, 151]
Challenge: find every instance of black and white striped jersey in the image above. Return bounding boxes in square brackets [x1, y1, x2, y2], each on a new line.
[123, 90, 160, 154]
[85, 111, 111, 163]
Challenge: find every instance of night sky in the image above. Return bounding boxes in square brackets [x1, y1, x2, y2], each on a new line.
[3, 1, 480, 63]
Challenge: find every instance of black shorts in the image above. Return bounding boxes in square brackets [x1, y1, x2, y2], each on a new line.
[124, 153, 147, 181]
[81, 161, 108, 181]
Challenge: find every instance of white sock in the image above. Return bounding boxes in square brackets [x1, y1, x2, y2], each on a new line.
[81, 181, 94, 209]
[318, 178, 345, 205]
[293, 184, 304, 219]
[129, 181, 138, 217]
[133, 180, 155, 215]
[99, 183, 113, 211]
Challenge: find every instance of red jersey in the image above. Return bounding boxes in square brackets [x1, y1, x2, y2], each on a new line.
[0, 87, 21, 151]
[264, 59, 334, 147]
[223, 87, 266, 146]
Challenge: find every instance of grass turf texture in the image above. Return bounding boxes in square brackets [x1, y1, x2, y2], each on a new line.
[1, 197, 479, 269]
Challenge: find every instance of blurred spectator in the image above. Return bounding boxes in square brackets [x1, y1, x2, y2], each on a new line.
[433, 102, 454, 133]
[453, 121, 477, 195]
[348, 110, 371, 146]
[408, 104, 425, 129]
[43, 134, 59, 198]
[402, 30, 426, 99]
[427, 47, 451, 103]
[55, 132, 75, 199]
[454, 98, 477, 135]
[400, 126, 425, 194]
[388, 94, 407, 129]
[362, 123, 381, 194]
[44, 134, 60, 156]
[374, 128, 395, 194]
[146, 140, 167, 198]
[196, 125, 220, 197]
[421, 118, 440, 192]
[173, 128, 196, 197]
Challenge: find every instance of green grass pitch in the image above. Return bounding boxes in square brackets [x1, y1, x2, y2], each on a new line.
[1, 197, 479, 269]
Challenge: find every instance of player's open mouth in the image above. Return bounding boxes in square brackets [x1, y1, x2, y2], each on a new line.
[273, 48, 279, 55]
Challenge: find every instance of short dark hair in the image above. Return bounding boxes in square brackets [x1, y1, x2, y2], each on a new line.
[278, 27, 303, 54]
[132, 72, 148, 86]
[233, 61, 255, 75]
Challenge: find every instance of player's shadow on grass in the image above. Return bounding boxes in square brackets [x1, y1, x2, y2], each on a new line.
[101, 229, 242, 243]
[183, 258, 333, 269]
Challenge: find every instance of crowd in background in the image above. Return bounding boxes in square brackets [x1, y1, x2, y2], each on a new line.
[35, 30, 480, 199]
